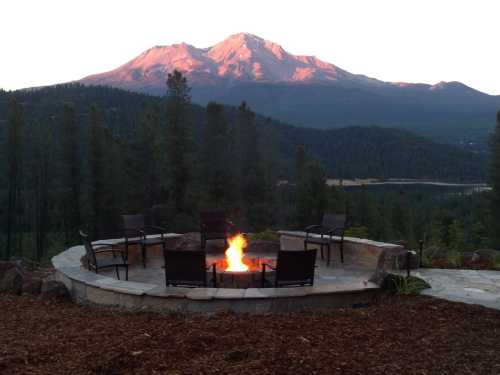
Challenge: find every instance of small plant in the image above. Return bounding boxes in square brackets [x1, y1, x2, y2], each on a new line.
[386, 274, 430, 295]
[446, 250, 463, 268]
[344, 226, 369, 238]
[247, 229, 279, 242]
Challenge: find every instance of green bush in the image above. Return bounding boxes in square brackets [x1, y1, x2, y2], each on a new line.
[248, 229, 280, 242]
[386, 274, 430, 295]
[344, 226, 369, 239]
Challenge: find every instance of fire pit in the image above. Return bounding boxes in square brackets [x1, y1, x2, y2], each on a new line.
[208, 234, 275, 288]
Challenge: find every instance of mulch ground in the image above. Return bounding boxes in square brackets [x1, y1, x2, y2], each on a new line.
[1, 295, 500, 374]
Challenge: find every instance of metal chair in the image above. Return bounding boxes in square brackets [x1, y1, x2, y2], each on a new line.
[304, 214, 346, 266]
[79, 230, 128, 280]
[261, 249, 317, 287]
[122, 214, 167, 268]
[200, 210, 235, 249]
[163, 250, 217, 287]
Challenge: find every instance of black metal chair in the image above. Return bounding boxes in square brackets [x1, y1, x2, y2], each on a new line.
[200, 210, 235, 249]
[79, 230, 129, 280]
[122, 214, 167, 268]
[261, 249, 317, 287]
[163, 250, 217, 287]
[304, 214, 346, 266]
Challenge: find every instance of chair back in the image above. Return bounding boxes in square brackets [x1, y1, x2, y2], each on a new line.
[275, 249, 317, 287]
[122, 214, 145, 230]
[79, 230, 97, 268]
[323, 214, 346, 230]
[200, 210, 227, 233]
[164, 250, 208, 287]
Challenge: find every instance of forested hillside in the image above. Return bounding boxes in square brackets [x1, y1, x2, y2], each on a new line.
[0, 81, 491, 262]
[0, 84, 487, 181]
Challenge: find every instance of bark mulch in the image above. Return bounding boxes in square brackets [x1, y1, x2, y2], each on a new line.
[1, 294, 500, 374]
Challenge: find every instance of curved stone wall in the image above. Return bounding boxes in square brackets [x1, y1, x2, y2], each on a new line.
[52, 235, 383, 313]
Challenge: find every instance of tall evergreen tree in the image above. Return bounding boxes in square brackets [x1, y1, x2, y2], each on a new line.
[28, 120, 51, 261]
[88, 105, 105, 237]
[490, 110, 500, 249]
[130, 105, 162, 212]
[234, 102, 271, 229]
[60, 104, 81, 244]
[296, 160, 327, 227]
[200, 102, 231, 207]
[4, 99, 23, 259]
[165, 70, 193, 213]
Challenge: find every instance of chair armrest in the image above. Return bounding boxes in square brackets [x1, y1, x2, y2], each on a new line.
[262, 262, 276, 271]
[305, 224, 321, 232]
[124, 228, 144, 240]
[143, 225, 166, 238]
[327, 227, 345, 238]
[305, 225, 323, 239]
[205, 261, 217, 270]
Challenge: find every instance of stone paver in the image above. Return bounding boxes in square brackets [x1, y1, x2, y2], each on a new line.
[414, 268, 500, 310]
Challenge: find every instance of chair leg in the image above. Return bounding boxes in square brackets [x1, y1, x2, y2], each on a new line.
[125, 265, 129, 281]
[340, 241, 344, 263]
[115, 266, 120, 280]
[327, 243, 331, 267]
[142, 244, 146, 268]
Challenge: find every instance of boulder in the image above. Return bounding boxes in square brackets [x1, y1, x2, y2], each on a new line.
[474, 249, 499, 263]
[247, 240, 280, 254]
[0, 266, 24, 295]
[22, 277, 43, 295]
[423, 246, 449, 261]
[396, 250, 419, 270]
[41, 280, 69, 299]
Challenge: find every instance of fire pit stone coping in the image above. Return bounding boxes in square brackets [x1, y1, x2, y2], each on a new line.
[52, 233, 383, 313]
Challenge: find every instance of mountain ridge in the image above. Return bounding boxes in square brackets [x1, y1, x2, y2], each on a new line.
[79, 33, 500, 133]
[82, 32, 463, 91]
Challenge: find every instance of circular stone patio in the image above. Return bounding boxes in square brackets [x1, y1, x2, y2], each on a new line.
[52, 232, 407, 313]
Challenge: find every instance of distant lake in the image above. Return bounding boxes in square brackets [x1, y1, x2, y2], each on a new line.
[327, 179, 490, 196]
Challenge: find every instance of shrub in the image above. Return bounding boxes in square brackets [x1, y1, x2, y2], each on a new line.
[248, 229, 279, 242]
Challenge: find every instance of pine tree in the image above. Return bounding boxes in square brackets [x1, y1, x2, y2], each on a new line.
[296, 160, 327, 227]
[4, 99, 23, 259]
[234, 102, 270, 229]
[201, 102, 231, 207]
[88, 105, 105, 237]
[28, 120, 51, 261]
[490, 110, 500, 249]
[165, 70, 193, 213]
[131, 105, 162, 212]
[60, 104, 81, 244]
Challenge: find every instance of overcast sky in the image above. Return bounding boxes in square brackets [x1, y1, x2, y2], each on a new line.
[1, 0, 498, 94]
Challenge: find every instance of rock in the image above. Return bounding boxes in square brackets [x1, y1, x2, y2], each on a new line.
[175, 232, 203, 251]
[474, 249, 499, 263]
[392, 240, 409, 249]
[247, 240, 280, 254]
[423, 246, 448, 261]
[41, 280, 69, 299]
[395, 250, 419, 270]
[22, 277, 43, 295]
[0, 266, 24, 295]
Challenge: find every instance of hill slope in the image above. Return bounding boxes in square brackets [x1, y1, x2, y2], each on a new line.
[0, 84, 487, 181]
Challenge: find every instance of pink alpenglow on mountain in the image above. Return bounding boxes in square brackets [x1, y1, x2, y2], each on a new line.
[81, 33, 376, 88]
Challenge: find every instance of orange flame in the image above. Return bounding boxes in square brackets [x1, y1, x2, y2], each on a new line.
[225, 234, 249, 272]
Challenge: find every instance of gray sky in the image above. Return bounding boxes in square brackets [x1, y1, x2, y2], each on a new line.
[1, 0, 499, 94]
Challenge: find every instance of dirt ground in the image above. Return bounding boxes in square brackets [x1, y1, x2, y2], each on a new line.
[1, 294, 500, 374]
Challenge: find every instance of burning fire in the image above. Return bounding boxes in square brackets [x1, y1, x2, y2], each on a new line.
[225, 234, 249, 272]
